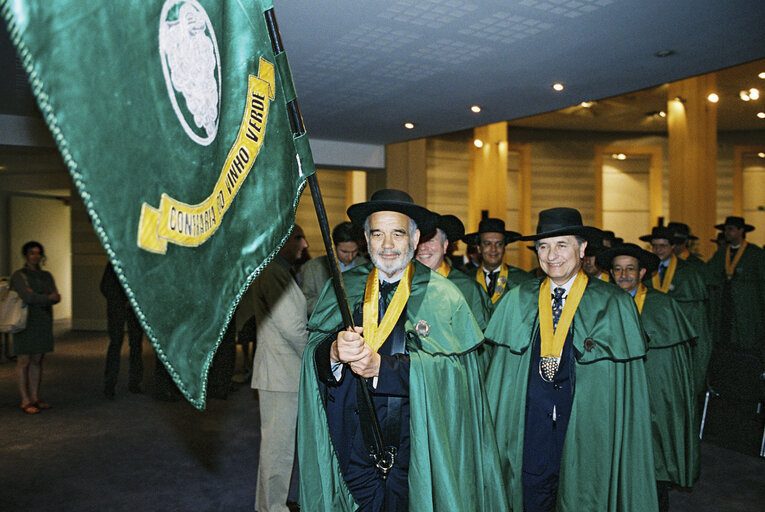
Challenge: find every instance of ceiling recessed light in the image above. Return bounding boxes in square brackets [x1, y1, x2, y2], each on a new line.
[552, 83, 564, 92]
[470, 105, 481, 113]
[404, 122, 414, 129]
[611, 153, 626, 160]
[474, 139, 484, 148]
[758, 112, 765, 119]
[580, 101, 594, 108]
[749, 88, 760, 100]
[759, 72, 765, 79]
[707, 93, 719, 103]
[740, 90, 752, 101]
[758, 152, 765, 158]
[659, 110, 667, 118]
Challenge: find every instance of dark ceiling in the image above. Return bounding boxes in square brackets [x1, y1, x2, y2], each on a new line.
[275, 0, 765, 143]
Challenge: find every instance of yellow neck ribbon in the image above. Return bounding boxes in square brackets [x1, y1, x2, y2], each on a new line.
[362, 263, 414, 353]
[652, 254, 677, 293]
[599, 272, 610, 282]
[725, 240, 748, 277]
[476, 263, 508, 303]
[436, 260, 451, 278]
[538, 270, 588, 359]
[634, 283, 648, 314]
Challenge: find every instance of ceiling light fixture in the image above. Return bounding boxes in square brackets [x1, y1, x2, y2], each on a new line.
[552, 83, 564, 92]
[749, 88, 760, 100]
[659, 110, 667, 118]
[474, 139, 484, 148]
[758, 152, 765, 158]
[758, 112, 765, 119]
[580, 101, 594, 108]
[404, 122, 414, 129]
[740, 90, 752, 101]
[611, 153, 626, 160]
[470, 105, 482, 113]
[759, 72, 765, 79]
[707, 93, 719, 103]
[654, 49, 675, 58]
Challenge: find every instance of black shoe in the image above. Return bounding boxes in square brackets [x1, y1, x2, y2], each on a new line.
[104, 387, 115, 400]
[128, 383, 144, 394]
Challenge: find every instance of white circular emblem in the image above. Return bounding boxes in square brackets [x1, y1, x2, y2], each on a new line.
[159, 0, 221, 146]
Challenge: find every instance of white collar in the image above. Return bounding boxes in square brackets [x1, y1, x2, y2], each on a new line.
[548, 273, 577, 295]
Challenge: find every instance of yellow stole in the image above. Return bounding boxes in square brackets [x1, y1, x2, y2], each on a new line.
[538, 270, 588, 360]
[634, 284, 648, 314]
[725, 240, 748, 277]
[476, 264, 508, 303]
[362, 263, 414, 353]
[652, 254, 677, 293]
[598, 272, 610, 282]
[436, 261, 451, 278]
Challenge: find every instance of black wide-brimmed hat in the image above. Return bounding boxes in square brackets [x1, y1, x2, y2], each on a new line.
[463, 217, 522, 245]
[667, 222, 698, 241]
[436, 214, 465, 243]
[596, 242, 660, 273]
[714, 216, 755, 232]
[520, 207, 601, 242]
[347, 189, 437, 233]
[638, 226, 679, 244]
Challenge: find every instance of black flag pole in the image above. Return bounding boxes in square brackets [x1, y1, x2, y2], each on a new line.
[264, 8, 391, 473]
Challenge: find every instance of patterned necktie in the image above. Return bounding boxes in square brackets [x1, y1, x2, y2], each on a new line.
[552, 287, 565, 331]
[487, 272, 498, 296]
[658, 263, 667, 285]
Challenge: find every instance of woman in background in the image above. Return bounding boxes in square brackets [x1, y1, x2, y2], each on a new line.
[11, 241, 60, 414]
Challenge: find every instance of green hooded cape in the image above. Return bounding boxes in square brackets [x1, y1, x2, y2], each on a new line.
[640, 287, 700, 486]
[484, 277, 658, 512]
[446, 266, 491, 330]
[706, 242, 765, 359]
[644, 256, 711, 395]
[297, 261, 508, 511]
[468, 263, 533, 314]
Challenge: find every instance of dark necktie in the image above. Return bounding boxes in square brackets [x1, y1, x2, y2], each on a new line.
[658, 263, 667, 285]
[552, 287, 565, 331]
[487, 272, 498, 296]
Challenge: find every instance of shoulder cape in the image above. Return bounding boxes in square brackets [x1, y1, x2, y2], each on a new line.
[641, 288, 699, 486]
[447, 266, 491, 330]
[297, 261, 508, 511]
[484, 277, 658, 512]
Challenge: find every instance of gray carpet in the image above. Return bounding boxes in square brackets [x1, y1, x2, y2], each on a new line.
[1, 325, 763, 511]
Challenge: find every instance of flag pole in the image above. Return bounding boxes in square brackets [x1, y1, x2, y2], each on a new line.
[264, 8, 391, 474]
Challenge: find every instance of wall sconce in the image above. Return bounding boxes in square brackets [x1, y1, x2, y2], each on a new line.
[473, 139, 484, 148]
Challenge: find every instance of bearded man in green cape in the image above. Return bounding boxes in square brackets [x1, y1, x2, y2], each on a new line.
[415, 214, 491, 329]
[484, 208, 658, 512]
[297, 189, 506, 512]
[706, 216, 765, 360]
[598, 243, 699, 512]
[640, 226, 711, 396]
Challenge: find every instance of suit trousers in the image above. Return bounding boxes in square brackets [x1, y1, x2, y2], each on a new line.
[255, 389, 298, 512]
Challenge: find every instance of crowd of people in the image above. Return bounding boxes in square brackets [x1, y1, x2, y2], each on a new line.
[5, 192, 762, 512]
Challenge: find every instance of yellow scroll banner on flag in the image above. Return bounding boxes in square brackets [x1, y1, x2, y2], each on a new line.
[137, 57, 276, 254]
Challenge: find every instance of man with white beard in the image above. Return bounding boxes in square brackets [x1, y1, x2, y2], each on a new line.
[297, 189, 507, 512]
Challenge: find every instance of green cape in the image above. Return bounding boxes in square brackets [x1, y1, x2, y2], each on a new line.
[640, 287, 700, 486]
[446, 266, 491, 330]
[706, 243, 765, 358]
[297, 261, 508, 511]
[484, 277, 658, 512]
[644, 257, 711, 395]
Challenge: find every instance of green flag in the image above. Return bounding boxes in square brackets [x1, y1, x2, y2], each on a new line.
[2, 0, 316, 408]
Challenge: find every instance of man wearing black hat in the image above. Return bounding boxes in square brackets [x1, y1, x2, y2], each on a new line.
[463, 218, 529, 310]
[297, 190, 506, 511]
[668, 222, 705, 269]
[706, 216, 765, 357]
[598, 243, 699, 511]
[581, 231, 611, 282]
[415, 214, 491, 329]
[640, 226, 711, 396]
[484, 207, 657, 512]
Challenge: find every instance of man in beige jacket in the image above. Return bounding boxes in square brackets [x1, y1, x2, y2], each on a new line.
[251, 225, 309, 512]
